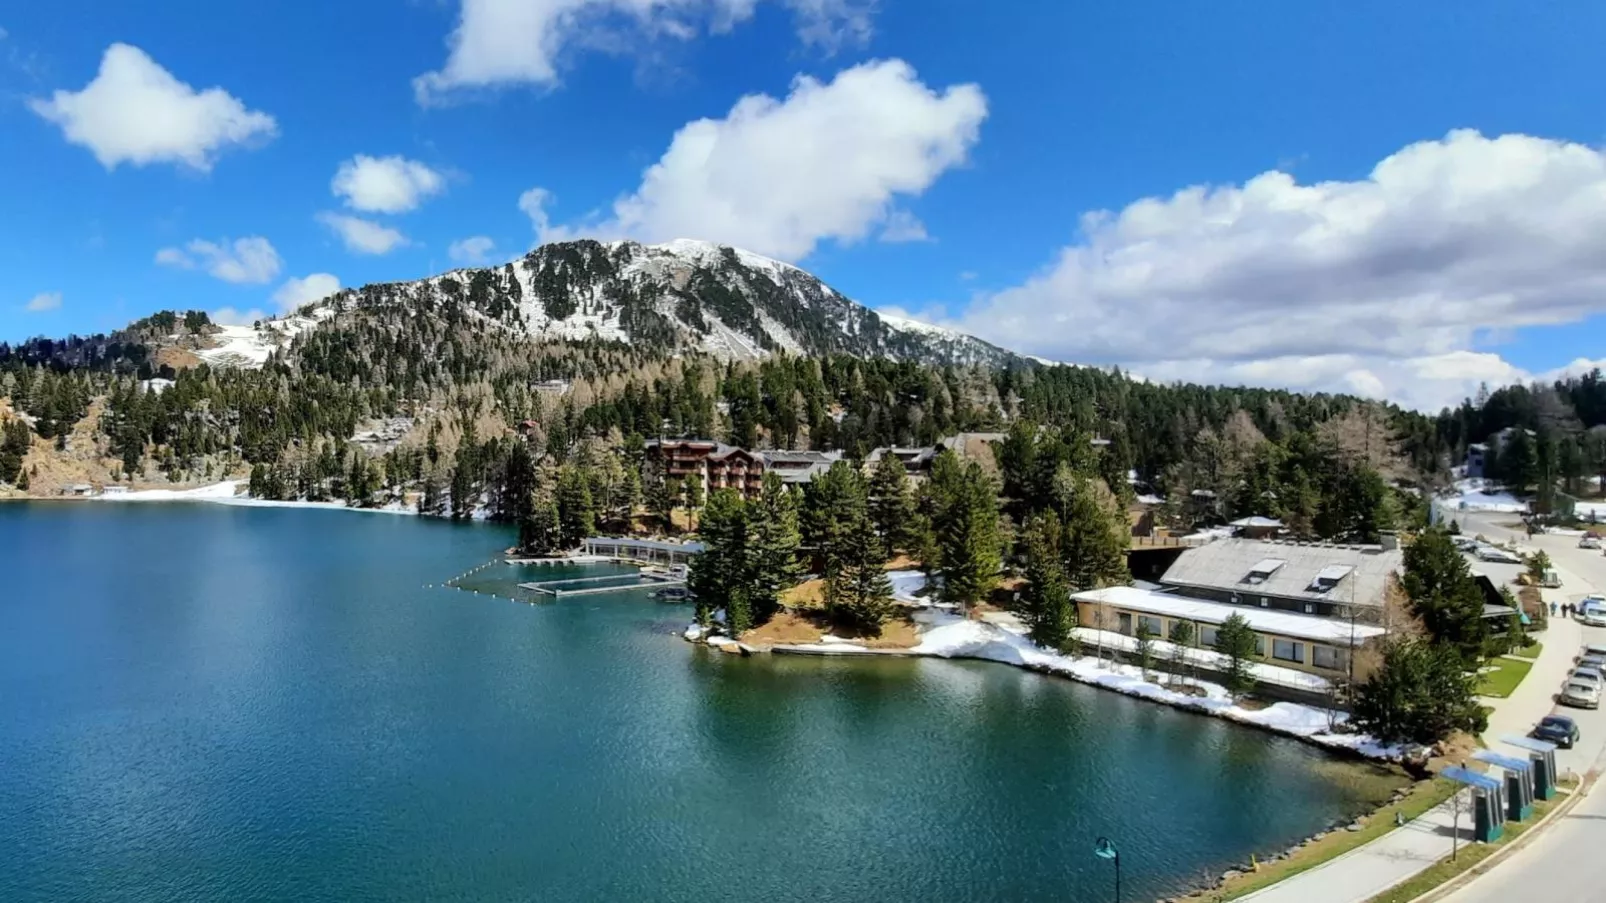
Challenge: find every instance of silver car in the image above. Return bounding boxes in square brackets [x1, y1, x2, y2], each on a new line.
[1561, 681, 1601, 709]
[1569, 668, 1603, 687]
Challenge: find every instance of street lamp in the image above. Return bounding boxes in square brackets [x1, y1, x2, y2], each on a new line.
[1093, 836, 1121, 903]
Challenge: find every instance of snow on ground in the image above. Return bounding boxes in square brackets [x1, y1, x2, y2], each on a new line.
[100, 480, 244, 501]
[1574, 501, 1606, 521]
[876, 311, 968, 341]
[887, 570, 930, 604]
[193, 308, 334, 368]
[1440, 478, 1527, 514]
[96, 480, 417, 515]
[1071, 629, 1332, 692]
[909, 616, 1399, 760]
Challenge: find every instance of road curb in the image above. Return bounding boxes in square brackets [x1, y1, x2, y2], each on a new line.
[1402, 769, 1598, 903]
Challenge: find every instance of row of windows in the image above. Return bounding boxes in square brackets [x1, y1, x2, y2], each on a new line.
[1123, 613, 1347, 671]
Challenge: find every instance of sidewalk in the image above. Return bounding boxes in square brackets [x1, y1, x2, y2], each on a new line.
[1238, 793, 1471, 903]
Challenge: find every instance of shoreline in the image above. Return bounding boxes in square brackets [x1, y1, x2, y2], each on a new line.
[19, 480, 425, 516]
[690, 614, 1401, 764]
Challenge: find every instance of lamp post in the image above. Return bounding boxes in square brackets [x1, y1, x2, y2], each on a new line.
[1094, 836, 1121, 903]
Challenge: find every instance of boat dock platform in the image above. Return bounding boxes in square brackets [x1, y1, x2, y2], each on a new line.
[518, 571, 687, 598]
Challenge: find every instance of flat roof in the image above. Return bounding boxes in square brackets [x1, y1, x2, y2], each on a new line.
[582, 537, 706, 553]
[1072, 585, 1386, 646]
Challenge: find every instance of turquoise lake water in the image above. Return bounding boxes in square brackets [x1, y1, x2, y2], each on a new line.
[0, 503, 1402, 902]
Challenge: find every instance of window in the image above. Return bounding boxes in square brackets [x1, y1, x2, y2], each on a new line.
[1272, 639, 1305, 664]
[1200, 626, 1219, 648]
[1304, 603, 1315, 614]
[1138, 615, 1164, 636]
[1312, 645, 1346, 671]
[1255, 636, 1265, 656]
[1118, 613, 1133, 636]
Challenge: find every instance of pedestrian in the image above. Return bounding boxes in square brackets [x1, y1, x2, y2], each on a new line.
[1552, 601, 1559, 617]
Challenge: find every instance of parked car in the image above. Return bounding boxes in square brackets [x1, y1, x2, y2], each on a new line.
[1541, 569, 1562, 588]
[1581, 605, 1606, 628]
[1581, 535, 1602, 550]
[1453, 536, 1480, 552]
[1582, 642, 1606, 658]
[1475, 544, 1523, 564]
[1568, 668, 1603, 687]
[1533, 714, 1581, 749]
[1561, 681, 1601, 709]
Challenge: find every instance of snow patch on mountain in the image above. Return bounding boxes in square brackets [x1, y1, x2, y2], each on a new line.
[193, 306, 336, 367]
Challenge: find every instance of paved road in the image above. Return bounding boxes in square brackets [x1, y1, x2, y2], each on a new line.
[1438, 510, 1606, 901]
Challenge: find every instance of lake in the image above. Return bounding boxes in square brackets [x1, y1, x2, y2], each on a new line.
[0, 503, 1403, 902]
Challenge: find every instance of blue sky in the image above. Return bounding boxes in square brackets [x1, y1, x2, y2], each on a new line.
[2, 1, 1604, 410]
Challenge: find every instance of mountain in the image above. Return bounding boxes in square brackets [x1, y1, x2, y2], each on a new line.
[214, 238, 1016, 370]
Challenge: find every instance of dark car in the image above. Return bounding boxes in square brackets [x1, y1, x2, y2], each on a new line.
[1533, 714, 1581, 749]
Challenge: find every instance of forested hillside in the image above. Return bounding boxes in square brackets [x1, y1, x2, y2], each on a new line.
[7, 237, 1597, 537]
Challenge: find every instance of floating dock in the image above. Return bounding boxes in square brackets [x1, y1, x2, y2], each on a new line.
[518, 571, 686, 598]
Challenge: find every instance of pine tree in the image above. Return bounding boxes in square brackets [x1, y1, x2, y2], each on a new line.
[1167, 620, 1195, 688]
[648, 474, 677, 534]
[745, 472, 802, 624]
[825, 506, 894, 634]
[520, 485, 561, 555]
[924, 451, 1001, 609]
[681, 476, 704, 532]
[804, 461, 872, 579]
[555, 465, 597, 550]
[1134, 622, 1155, 680]
[868, 452, 915, 559]
[450, 436, 480, 521]
[687, 489, 749, 630]
[1351, 638, 1487, 744]
[1060, 478, 1130, 590]
[1401, 528, 1488, 663]
[1021, 511, 1074, 651]
[1215, 613, 1259, 699]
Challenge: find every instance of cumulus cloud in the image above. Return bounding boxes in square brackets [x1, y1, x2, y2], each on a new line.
[332, 154, 446, 213]
[413, 0, 874, 103]
[878, 209, 929, 243]
[210, 306, 269, 326]
[272, 273, 341, 313]
[25, 291, 62, 312]
[317, 213, 408, 255]
[29, 43, 276, 171]
[448, 235, 499, 265]
[518, 188, 575, 246]
[941, 130, 1606, 410]
[156, 236, 283, 284]
[526, 59, 983, 261]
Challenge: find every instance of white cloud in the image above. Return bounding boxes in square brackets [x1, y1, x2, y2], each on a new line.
[413, 0, 874, 103]
[29, 43, 276, 171]
[25, 291, 62, 312]
[942, 130, 1606, 410]
[528, 59, 983, 261]
[518, 188, 575, 246]
[156, 236, 283, 284]
[878, 208, 929, 243]
[317, 213, 409, 255]
[787, 0, 874, 51]
[448, 235, 499, 265]
[210, 306, 269, 326]
[272, 273, 341, 313]
[331, 154, 446, 213]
